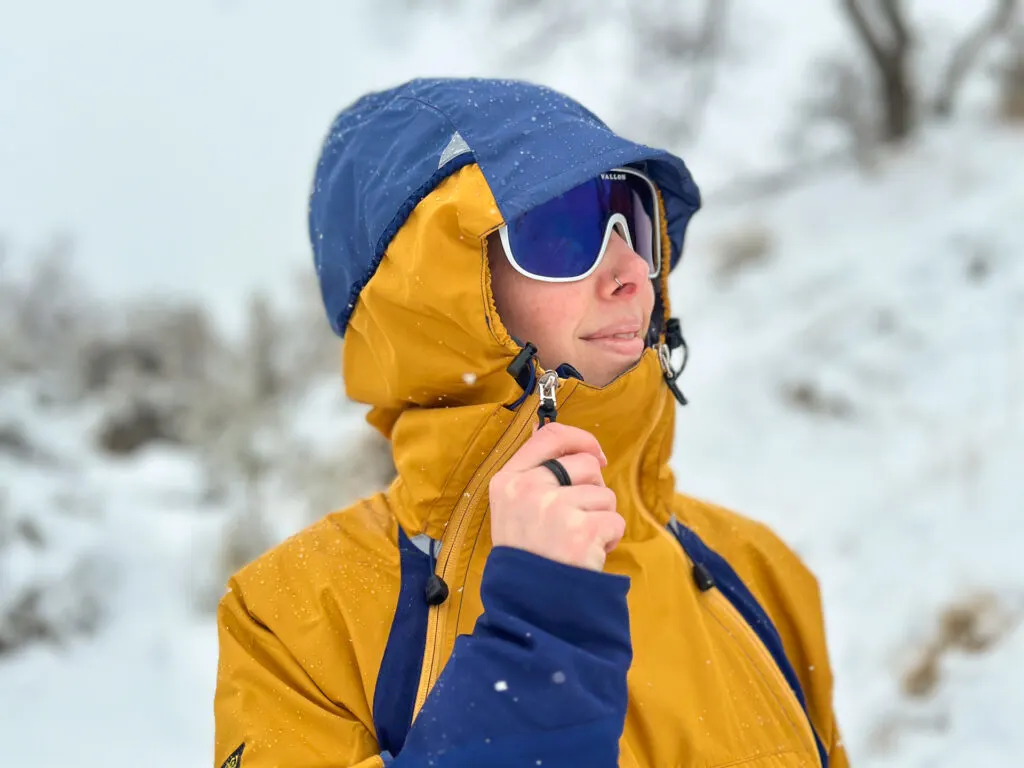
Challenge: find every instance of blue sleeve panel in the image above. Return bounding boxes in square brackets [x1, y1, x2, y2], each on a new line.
[392, 546, 633, 768]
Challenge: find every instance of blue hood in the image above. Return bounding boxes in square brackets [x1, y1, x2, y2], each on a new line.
[308, 77, 701, 337]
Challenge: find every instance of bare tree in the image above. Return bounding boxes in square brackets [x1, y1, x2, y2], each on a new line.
[842, 0, 915, 142]
[934, 0, 1020, 117]
[840, 0, 1020, 144]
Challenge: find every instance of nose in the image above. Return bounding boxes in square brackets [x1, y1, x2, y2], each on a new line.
[601, 230, 649, 296]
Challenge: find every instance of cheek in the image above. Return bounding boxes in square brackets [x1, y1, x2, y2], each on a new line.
[514, 287, 575, 339]
[509, 285, 584, 355]
[642, 281, 657, 325]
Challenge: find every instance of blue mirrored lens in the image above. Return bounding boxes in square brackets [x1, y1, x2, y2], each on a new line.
[504, 172, 657, 280]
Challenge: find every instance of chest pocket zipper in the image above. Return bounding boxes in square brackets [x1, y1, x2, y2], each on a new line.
[668, 518, 828, 768]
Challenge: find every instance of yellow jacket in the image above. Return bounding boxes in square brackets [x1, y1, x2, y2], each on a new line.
[214, 79, 849, 768]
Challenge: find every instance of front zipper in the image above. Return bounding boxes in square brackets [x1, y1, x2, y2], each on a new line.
[412, 369, 560, 717]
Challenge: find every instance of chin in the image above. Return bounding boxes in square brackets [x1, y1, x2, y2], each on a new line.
[587, 362, 635, 388]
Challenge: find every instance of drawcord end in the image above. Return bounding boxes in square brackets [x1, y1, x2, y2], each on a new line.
[505, 342, 538, 412]
[506, 342, 538, 390]
[425, 539, 449, 606]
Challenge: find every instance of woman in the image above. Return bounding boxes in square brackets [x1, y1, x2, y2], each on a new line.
[214, 77, 849, 768]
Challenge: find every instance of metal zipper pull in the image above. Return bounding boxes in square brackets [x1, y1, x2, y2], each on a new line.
[537, 370, 559, 427]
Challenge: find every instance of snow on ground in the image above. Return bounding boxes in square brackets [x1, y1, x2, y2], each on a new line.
[2, 1, 1023, 766]
[0, 375, 378, 767]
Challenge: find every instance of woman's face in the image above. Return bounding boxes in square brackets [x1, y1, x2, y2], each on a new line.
[487, 230, 656, 388]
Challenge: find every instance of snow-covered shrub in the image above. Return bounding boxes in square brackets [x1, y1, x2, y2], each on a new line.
[0, 435, 110, 655]
[0, 235, 98, 382]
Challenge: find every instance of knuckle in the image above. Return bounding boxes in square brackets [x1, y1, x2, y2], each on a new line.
[490, 472, 519, 500]
[539, 489, 559, 513]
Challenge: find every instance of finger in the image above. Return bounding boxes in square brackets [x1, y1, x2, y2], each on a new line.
[598, 511, 626, 552]
[533, 452, 606, 488]
[537, 485, 616, 513]
[582, 513, 625, 572]
[504, 422, 607, 473]
[589, 509, 626, 553]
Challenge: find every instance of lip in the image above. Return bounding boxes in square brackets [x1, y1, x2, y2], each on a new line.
[581, 321, 643, 340]
[581, 322, 645, 356]
[583, 335, 645, 356]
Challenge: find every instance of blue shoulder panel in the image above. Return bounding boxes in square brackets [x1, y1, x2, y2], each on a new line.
[309, 78, 701, 336]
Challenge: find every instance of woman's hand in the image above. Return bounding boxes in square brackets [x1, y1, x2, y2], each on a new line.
[489, 423, 624, 571]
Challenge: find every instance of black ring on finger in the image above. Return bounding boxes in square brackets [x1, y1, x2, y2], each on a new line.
[541, 458, 572, 487]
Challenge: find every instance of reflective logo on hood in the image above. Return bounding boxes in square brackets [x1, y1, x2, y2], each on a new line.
[439, 131, 472, 169]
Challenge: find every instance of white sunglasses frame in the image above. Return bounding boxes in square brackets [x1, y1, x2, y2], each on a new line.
[496, 166, 662, 284]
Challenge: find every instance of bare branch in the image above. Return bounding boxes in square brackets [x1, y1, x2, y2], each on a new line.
[843, 0, 892, 73]
[880, 0, 910, 49]
[842, 0, 915, 141]
[935, 0, 1020, 117]
[998, 25, 1024, 120]
[691, 0, 730, 61]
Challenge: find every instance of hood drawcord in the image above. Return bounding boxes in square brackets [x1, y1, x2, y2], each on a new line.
[505, 342, 538, 411]
[657, 317, 690, 406]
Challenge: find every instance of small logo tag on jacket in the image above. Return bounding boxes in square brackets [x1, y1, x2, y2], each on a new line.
[601, 172, 626, 181]
[220, 743, 244, 768]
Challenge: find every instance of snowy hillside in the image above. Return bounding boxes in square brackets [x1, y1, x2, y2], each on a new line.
[2, 1, 1022, 767]
[675, 121, 1024, 765]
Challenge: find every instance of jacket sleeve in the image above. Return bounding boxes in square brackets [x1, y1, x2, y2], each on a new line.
[391, 546, 633, 768]
[214, 582, 385, 768]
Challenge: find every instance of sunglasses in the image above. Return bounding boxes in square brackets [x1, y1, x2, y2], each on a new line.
[497, 166, 661, 283]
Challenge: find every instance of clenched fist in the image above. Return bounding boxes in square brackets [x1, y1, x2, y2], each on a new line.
[489, 423, 625, 572]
